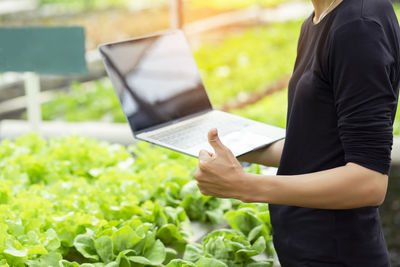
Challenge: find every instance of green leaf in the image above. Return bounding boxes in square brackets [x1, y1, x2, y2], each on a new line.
[165, 259, 196, 267]
[26, 252, 62, 267]
[112, 226, 141, 254]
[133, 229, 156, 255]
[128, 239, 165, 266]
[95, 235, 114, 263]
[73, 230, 99, 261]
[247, 260, 274, 267]
[27, 245, 47, 255]
[183, 243, 203, 262]
[218, 199, 232, 211]
[135, 222, 153, 239]
[143, 239, 166, 265]
[44, 228, 61, 251]
[115, 252, 131, 267]
[224, 208, 263, 236]
[153, 203, 169, 227]
[3, 238, 28, 258]
[156, 224, 184, 245]
[195, 257, 228, 267]
[3, 247, 28, 257]
[26, 231, 39, 245]
[164, 247, 178, 265]
[127, 256, 151, 265]
[58, 260, 80, 267]
[251, 236, 266, 254]
[205, 209, 224, 225]
[104, 262, 119, 267]
[180, 181, 199, 199]
[248, 225, 263, 243]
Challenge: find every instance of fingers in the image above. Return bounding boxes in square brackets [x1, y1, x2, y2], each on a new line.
[194, 166, 202, 180]
[193, 166, 207, 183]
[199, 149, 212, 160]
[208, 128, 227, 154]
[198, 149, 212, 169]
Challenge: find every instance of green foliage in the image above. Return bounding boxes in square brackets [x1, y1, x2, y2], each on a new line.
[40, 80, 126, 123]
[194, 21, 300, 106]
[394, 111, 400, 135]
[224, 203, 274, 256]
[166, 259, 196, 267]
[189, 0, 296, 10]
[38, 0, 130, 10]
[393, 3, 400, 17]
[0, 135, 272, 266]
[231, 88, 287, 128]
[182, 229, 273, 267]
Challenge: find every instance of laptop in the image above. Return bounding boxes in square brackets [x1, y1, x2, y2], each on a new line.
[98, 30, 285, 158]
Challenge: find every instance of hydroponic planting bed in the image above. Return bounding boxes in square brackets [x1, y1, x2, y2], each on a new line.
[0, 135, 275, 266]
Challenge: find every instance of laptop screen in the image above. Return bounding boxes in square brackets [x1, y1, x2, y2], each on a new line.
[99, 31, 212, 133]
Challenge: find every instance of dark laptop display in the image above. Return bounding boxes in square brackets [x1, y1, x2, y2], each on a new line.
[98, 31, 212, 133]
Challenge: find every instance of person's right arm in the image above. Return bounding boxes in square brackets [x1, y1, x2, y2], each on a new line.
[237, 138, 285, 168]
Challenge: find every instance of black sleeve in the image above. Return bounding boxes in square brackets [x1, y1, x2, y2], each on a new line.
[329, 19, 398, 175]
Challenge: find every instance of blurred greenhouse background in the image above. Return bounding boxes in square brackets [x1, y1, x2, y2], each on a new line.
[0, 0, 400, 266]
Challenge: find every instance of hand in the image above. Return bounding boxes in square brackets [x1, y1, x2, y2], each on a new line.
[193, 128, 248, 200]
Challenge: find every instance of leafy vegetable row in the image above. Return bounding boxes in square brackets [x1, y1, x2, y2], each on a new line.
[0, 135, 274, 266]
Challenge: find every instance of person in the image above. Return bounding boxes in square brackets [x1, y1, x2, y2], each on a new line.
[193, 0, 400, 266]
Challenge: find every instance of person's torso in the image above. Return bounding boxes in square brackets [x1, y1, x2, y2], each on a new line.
[269, 0, 400, 265]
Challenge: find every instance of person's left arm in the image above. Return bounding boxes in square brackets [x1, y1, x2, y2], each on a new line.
[194, 128, 387, 209]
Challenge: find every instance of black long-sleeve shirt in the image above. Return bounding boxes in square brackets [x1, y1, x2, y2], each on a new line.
[269, 0, 400, 266]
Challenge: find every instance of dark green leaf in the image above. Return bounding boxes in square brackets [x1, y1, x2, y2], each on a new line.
[74, 231, 99, 261]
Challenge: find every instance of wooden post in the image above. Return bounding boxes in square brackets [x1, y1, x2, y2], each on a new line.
[170, 0, 183, 29]
[24, 72, 42, 132]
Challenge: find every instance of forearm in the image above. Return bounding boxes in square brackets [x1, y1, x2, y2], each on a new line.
[242, 162, 388, 209]
[237, 138, 285, 168]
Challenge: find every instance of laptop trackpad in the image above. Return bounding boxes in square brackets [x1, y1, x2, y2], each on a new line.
[190, 131, 272, 157]
[222, 131, 272, 156]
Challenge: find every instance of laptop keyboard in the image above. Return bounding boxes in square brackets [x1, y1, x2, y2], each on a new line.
[147, 112, 251, 149]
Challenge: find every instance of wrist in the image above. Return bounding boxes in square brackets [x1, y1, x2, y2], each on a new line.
[239, 172, 278, 203]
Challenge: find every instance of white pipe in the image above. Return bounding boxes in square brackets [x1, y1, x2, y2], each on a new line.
[24, 72, 42, 133]
[0, 120, 136, 145]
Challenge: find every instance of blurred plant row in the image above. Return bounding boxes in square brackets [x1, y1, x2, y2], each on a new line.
[0, 135, 273, 266]
[37, 0, 296, 10]
[39, 21, 299, 130]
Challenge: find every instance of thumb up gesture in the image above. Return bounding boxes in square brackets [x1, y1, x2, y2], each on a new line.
[194, 128, 248, 200]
